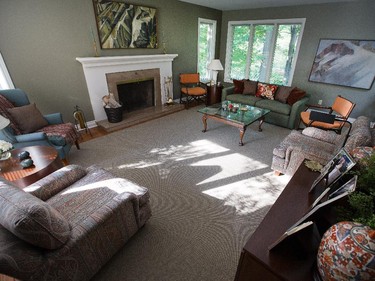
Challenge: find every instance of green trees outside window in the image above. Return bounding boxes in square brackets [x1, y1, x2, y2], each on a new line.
[198, 18, 216, 82]
[226, 19, 305, 86]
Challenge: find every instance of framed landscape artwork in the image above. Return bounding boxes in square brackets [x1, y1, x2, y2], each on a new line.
[92, 0, 157, 49]
[309, 39, 375, 89]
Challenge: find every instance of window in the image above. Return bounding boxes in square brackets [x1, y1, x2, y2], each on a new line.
[224, 18, 305, 86]
[197, 18, 217, 81]
[0, 53, 14, 90]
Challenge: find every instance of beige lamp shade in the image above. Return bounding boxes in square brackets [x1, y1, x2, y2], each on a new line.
[207, 59, 224, 84]
[0, 115, 10, 130]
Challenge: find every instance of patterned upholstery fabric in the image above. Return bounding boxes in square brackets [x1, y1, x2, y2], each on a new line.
[0, 165, 151, 281]
[0, 94, 21, 134]
[37, 123, 79, 146]
[0, 180, 71, 250]
[272, 116, 373, 176]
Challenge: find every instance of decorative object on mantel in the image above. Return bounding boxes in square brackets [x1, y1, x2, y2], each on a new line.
[309, 39, 375, 90]
[102, 93, 123, 123]
[92, 1, 157, 49]
[317, 221, 375, 280]
[304, 160, 323, 172]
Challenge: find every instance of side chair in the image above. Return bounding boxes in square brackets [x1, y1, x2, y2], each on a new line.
[179, 73, 207, 109]
[0, 88, 79, 164]
[299, 95, 355, 134]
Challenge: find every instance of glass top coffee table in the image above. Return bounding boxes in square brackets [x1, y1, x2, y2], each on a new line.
[198, 102, 270, 146]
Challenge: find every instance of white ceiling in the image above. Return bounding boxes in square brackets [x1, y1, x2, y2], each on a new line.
[178, 0, 359, 11]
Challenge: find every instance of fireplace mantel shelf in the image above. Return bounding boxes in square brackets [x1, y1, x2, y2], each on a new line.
[76, 54, 178, 68]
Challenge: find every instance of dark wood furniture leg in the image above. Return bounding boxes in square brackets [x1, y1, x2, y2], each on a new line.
[258, 116, 265, 132]
[239, 126, 246, 146]
[202, 114, 208, 132]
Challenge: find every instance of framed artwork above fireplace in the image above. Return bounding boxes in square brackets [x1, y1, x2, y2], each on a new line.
[92, 0, 157, 49]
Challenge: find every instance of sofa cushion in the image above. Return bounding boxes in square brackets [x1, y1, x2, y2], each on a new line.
[233, 79, 245, 94]
[275, 86, 292, 104]
[226, 94, 261, 106]
[302, 127, 338, 144]
[287, 87, 306, 105]
[6, 103, 48, 134]
[0, 180, 71, 249]
[343, 116, 372, 152]
[255, 99, 291, 115]
[256, 82, 278, 100]
[243, 80, 257, 95]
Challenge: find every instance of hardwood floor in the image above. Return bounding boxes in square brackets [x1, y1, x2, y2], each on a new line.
[77, 126, 108, 143]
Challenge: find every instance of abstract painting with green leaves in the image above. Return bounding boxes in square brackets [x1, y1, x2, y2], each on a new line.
[93, 0, 157, 49]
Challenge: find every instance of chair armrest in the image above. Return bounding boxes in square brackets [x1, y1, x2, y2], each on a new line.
[288, 96, 310, 129]
[302, 127, 339, 144]
[14, 132, 47, 142]
[305, 104, 332, 110]
[44, 113, 63, 125]
[222, 86, 234, 102]
[24, 165, 87, 201]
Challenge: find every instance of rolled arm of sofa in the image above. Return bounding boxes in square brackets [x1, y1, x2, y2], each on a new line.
[24, 165, 87, 201]
[15, 132, 48, 143]
[222, 86, 234, 101]
[288, 95, 310, 129]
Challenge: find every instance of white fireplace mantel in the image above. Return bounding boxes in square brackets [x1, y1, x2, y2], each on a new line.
[76, 54, 178, 121]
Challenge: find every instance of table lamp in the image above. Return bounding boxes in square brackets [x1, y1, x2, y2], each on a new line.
[208, 59, 223, 85]
[0, 115, 10, 130]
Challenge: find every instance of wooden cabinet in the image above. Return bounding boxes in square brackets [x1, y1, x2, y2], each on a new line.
[206, 84, 223, 105]
[234, 163, 329, 281]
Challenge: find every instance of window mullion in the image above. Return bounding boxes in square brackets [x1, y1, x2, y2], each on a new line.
[245, 25, 254, 80]
[265, 24, 278, 83]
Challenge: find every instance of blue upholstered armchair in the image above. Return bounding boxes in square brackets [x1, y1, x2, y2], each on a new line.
[0, 89, 79, 164]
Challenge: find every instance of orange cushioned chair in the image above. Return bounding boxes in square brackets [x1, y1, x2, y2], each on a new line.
[179, 73, 207, 109]
[300, 95, 355, 134]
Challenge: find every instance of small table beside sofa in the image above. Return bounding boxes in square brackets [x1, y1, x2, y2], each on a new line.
[222, 80, 310, 129]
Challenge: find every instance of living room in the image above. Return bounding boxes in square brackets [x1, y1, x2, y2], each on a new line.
[0, 0, 374, 280]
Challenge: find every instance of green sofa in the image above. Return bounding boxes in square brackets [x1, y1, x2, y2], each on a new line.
[222, 86, 310, 129]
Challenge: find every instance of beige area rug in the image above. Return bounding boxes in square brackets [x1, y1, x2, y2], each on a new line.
[69, 107, 292, 281]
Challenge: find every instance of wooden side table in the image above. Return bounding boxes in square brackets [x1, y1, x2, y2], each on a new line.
[206, 84, 223, 105]
[0, 146, 63, 188]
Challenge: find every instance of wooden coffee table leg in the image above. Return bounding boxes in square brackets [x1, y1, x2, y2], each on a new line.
[202, 114, 208, 132]
[239, 126, 246, 146]
[258, 117, 265, 132]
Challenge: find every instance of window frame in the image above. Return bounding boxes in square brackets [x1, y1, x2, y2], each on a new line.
[224, 18, 306, 86]
[0, 52, 15, 90]
[197, 17, 217, 82]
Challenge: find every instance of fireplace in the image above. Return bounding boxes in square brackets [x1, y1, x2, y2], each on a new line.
[117, 79, 154, 112]
[106, 68, 161, 114]
[76, 54, 178, 121]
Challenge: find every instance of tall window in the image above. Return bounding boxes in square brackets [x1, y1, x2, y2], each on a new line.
[197, 18, 217, 81]
[225, 18, 305, 86]
[0, 53, 14, 90]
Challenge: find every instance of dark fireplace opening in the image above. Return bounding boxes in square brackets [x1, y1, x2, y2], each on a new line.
[117, 79, 155, 113]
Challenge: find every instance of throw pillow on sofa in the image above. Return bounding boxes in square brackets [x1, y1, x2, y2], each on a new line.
[0, 180, 71, 249]
[256, 82, 278, 100]
[233, 79, 245, 94]
[242, 80, 258, 95]
[275, 86, 293, 104]
[287, 87, 306, 105]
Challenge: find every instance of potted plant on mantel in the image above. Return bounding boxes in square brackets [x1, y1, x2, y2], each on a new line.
[317, 151, 375, 281]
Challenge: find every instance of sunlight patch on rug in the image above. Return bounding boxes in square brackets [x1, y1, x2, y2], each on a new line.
[202, 172, 290, 215]
[192, 153, 267, 185]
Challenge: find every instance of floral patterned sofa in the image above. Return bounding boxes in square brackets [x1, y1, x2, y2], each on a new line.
[0, 164, 151, 281]
[271, 116, 374, 176]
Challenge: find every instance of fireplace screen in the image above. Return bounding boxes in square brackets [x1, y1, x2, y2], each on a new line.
[117, 79, 155, 112]
[92, 1, 157, 49]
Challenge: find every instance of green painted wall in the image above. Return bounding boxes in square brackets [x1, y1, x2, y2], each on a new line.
[220, 0, 375, 120]
[0, 0, 221, 122]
